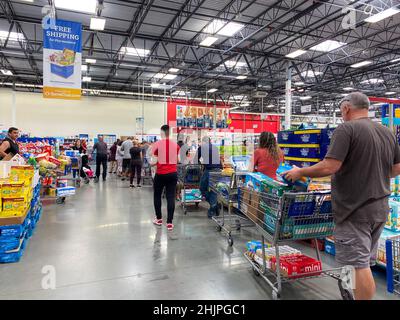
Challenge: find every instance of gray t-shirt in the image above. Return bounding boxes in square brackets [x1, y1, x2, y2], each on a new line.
[93, 141, 108, 155]
[121, 140, 133, 159]
[326, 118, 400, 223]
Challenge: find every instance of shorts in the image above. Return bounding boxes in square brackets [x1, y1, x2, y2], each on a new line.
[334, 220, 386, 269]
[122, 159, 131, 171]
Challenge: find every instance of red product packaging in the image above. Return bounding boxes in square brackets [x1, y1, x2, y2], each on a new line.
[48, 156, 61, 166]
[271, 255, 322, 278]
[35, 152, 49, 162]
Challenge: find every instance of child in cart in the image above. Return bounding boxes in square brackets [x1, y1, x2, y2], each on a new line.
[80, 152, 93, 183]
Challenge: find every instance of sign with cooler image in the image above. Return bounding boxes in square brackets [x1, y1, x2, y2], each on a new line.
[43, 19, 82, 100]
[176, 105, 229, 129]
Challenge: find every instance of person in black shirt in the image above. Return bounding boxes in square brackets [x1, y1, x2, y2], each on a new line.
[0, 127, 19, 161]
[129, 141, 143, 188]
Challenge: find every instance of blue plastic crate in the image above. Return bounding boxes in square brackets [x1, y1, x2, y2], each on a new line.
[0, 237, 27, 264]
[321, 128, 335, 144]
[284, 159, 319, 168]
[288, 201, 316, 217]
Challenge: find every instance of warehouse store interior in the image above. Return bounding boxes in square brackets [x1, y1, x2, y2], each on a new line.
[0, 0, 400, 301]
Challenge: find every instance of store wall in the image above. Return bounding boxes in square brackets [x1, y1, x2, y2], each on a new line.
[0, 89, 167, 137]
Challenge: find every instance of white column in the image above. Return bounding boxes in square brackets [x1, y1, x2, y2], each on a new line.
[12, 90, 16, 126]
[284, 67, 292, 130]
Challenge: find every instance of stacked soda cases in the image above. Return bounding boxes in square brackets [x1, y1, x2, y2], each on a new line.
[278, 127, 335, 168]
[0, 165, 42, 263]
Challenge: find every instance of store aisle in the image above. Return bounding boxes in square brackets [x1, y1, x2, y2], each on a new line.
[0, 176, 397, 300]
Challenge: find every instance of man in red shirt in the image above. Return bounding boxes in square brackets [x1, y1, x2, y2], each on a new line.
[152, 125, 180, 231]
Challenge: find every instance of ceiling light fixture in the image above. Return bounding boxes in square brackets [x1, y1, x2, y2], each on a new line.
[151, 83, 160, 88]
[286, 49, 307, 59]
[301, 70, 322, 77]
[208, 88, 218, 93]
[350, 60, 373, 68]
[343, 87, 354, 91]
[236, 75, 247, 80]
[385, 91, 396, 95]
[54, 0, 97, 14]
[120, 47, 150, 57]
[0, 31, 24, 41]
[81, 65, 87, 72]
[85, 58, 97, 64]
[154, 73, 166, 79]
[204, 20, 226, 34]
[217, 22, 245, 37]
[360, 78, 384, 84]
[0, 69, 13, 76]
[310, 40, 347, 52]
[168, 68, 179, 73]
[223, 60, 246, 68]
[294, 81, 305, 86]
[82, 76, 92, 82]
[300, 96, 312, 100]
[391, 58, 400, 63]
[200, 36, 218, 47]
[90, 17, 106, 31]
[365, 7, 400, 23]
[164, 74, 177, 80]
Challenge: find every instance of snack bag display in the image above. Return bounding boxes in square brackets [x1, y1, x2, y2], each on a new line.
[1, 182, 25, 198]
[2, 198, 27, 214]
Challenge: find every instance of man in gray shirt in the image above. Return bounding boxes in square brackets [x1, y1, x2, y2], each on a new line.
[284, 92, 400, 300]
[93, 135, 109, 182]
[120, 137, 133, 181]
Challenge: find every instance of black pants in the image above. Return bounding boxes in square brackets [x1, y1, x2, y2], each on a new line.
[130, 162, 142, 185]
[96, 154, 108, 180]
[154, 172, 178, 224]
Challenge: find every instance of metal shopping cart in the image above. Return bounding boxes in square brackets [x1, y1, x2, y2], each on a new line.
[209, 171, 254, 246]
[386, 236, 400, 296]
[238, 188, 354, 300]
[178, 164, 203, 215]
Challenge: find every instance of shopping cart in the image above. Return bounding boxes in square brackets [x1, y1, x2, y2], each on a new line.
[209, 171, 254, 246]
[386, 236, 400, 296]
[178, 164, 203, 215]
[238, 188, 354, 300]
[142, 157, 153, 186]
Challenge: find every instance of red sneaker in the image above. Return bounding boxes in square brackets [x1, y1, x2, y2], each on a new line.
[153, 218, 163, 226]
[166, 223, 174, 231]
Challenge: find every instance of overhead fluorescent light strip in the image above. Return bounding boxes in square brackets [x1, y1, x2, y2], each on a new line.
[217, 22, 244, 37]
[208, 88, 218, 93]
[365, 7, 400, 23]
[200, 36, 218, 47]
[350, 60, 373, 68]
[224, 60, 246, 68]
[286, 49, 307, 58]
[55, 0, 98, 14]
[86, 58, 97, 64]
[90, 17, 106, 31]
[1, 69, 13, 76]
[168, 68, 179, 73]
[310, 40, 347, 52]
[82, 77, 92, 82]
[120, 47, 150, 57]
[0, 31, 24, 41]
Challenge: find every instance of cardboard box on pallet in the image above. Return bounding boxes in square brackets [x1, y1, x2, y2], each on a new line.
[0, 206, 29, 227]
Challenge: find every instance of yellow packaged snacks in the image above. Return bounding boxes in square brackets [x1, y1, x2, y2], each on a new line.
[1, 182, 25, 198]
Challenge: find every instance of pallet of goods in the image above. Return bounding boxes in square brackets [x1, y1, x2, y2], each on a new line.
[278, 127, 335, 168]
[0, 164, 42, 263]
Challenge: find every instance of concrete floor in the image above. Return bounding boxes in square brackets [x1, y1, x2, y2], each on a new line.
[0, 174, 398, 300]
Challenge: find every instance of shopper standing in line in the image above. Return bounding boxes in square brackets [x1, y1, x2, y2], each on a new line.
[120, 137, 133, 181]
[284, 92, 400, 300]
[93, 135, 109, 183]
[109, 140, 118, 174]
[0, 127, 19, 161]
[116, 140, 124, 177]
[194, 136, 222, 218]
[129, 140, 143, 188]
[152, 125, 180, 231]
[248, 131, 284, 179]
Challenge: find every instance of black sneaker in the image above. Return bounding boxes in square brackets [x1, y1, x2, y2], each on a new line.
[94, 177, 99, 183]
[137, 185, 142, 188]
[121, 177, 126, 181]
[130, 184, 135, 188]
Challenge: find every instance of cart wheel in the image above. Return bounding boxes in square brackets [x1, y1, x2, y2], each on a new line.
[216, 225, 222, 232]
[272, 291, 281, 300]
[56, 198, 63, 205]
[62, 197, 66, 203]
[228, 236, 234, 247]
[338, 280, 354, 300]
[195, 202, 199, 208]
[252, 267, 260, 277]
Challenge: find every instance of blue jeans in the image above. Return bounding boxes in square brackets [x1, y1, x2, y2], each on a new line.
[200, 169, 219, 217]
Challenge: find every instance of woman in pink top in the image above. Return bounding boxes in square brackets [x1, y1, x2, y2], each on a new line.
[249, 131, 284, 179]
